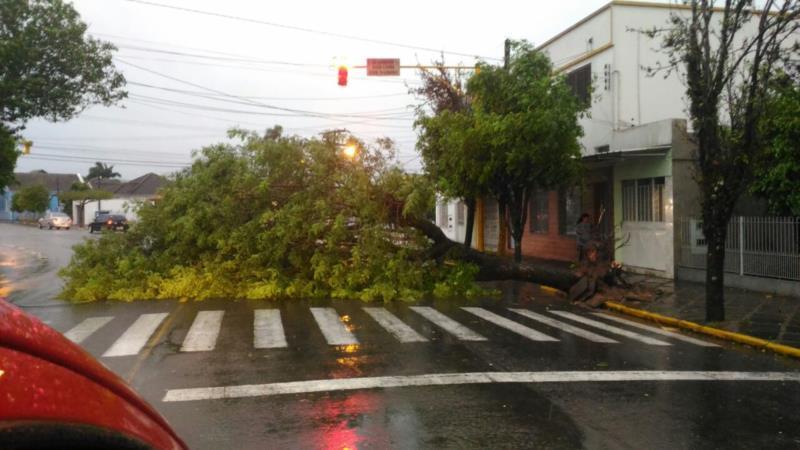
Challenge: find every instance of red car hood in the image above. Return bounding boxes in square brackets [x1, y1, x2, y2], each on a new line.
[0, 298, 185, 448]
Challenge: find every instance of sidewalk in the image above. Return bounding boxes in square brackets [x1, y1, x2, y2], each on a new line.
[618, 274, 800, 348]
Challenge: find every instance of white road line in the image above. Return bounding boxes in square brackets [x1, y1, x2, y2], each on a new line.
[64, 316, 114, 344]
[310, 308, 359, 346]
[103, 313, 169, 357]
[409, 307, 487, 341]
[591, 313, 721, 347]
[162, 370, 800, 402]
[509, 309, 619, 344]
[462, 307, 559, 342]
[549, 311, 672, 346]
[254, 309, 288, 349]
[363, 308, 428, 343]
[181, 311, 225, 352]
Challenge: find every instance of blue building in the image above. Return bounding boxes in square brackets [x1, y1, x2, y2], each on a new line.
[0, 171, 79, 221]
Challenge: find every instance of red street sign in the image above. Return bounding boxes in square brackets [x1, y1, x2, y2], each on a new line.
[366, 58, 400, 76]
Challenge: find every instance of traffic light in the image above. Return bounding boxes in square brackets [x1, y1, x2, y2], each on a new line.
[22, 140, 32, 155]
[337, 66, 348, 86]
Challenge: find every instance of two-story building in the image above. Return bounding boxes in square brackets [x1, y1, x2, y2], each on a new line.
[437, 1, 765, 278]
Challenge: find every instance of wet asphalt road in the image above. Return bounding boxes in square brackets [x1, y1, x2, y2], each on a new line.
[2, 223, 800, 450]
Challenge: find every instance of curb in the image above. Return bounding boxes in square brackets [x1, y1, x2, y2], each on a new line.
[604, 301, 800, 360]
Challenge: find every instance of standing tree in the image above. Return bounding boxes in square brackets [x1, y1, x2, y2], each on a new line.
[0, 0, 126, 188]
[412, 62, 486, 247]
[11, 184, 50, 216]
[87, 162, 121, 180]
[60, 182, 114, 227]
[650, 1, 800, 321]
[468, 40, 586, 263]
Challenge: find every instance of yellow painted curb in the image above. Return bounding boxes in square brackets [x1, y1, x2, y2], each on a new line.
[605, 301, 800, 360]
[539, 285, 565, 297]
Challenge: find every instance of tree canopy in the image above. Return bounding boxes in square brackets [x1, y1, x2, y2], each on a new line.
[0, 0, 126, 129]
[751, 77, 800, 216]
[468, 41, 586, 262]
[412, 62, 485, 247]
[87, 162, 121, 180]
[0, 0, 126, 191]
[11, 184, 49, 214]
[59, 129, 486, 302]
[0, 130, 16, 192]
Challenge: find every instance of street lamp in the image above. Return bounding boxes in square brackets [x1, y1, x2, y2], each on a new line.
[342, 144, 357, 160]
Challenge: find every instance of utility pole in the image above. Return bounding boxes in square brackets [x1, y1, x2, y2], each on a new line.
[504, 38, 511, 69]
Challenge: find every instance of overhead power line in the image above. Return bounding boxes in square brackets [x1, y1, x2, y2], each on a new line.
[116, 44, 327, 67]
[128, 81, 410, 101]
[117, 59, 415, 123]
[25, 153, 191, 167]
[122, 0, 500, 61]
[128, 89, 414, 117]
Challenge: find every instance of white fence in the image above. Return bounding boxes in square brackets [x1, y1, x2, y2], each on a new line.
[678, 216, 800, 281]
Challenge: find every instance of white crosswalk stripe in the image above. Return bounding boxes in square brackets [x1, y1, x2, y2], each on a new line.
[254, 309, 288, 349]
[509, 309, 619, 343]
[590, 313, 720, 347]
[63, 316, 114, 344]
[310, 307, 359, 346]
[103, 313, 169, 357]
[410, 306, 487, 341]
[549, 311, 672, 346]
[181, 311, 225, 352]
[363, 308, 428, 343]
[462, 307, 559, 342]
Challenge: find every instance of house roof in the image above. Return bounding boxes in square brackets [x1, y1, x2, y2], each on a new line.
[12, 172, 80, 193]
[112, 173, 167, 198]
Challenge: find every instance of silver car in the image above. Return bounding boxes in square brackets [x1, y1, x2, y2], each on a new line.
[38, 212, 72, 230]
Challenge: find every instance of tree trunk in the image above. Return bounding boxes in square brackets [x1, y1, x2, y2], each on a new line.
[513, 236, 523, 263]
[704, 224, 727, 321]
[506, 188, 529, 264]
[406, 217, 578, 292]
[77, 204, 85, 228]
[463, 197, 476, 248]
[497, 200, 508, 256]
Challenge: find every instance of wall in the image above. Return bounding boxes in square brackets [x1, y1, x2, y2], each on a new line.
[74, 197, 146, 225]
[540, 6, 615, 157]
[519, 191, 577, 262]
[613, 149, 674, 276]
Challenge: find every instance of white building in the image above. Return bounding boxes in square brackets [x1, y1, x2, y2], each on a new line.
[75, 173, 166, 224]
[437, 1, 769, 278]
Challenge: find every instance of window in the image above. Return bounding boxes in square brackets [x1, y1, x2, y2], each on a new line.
[622, 177, 666, 222]
[456, 202, 466, 225]
[566, 64, 591, 105]
[559, 188, 581, 235]
[529, 190, 549, 233]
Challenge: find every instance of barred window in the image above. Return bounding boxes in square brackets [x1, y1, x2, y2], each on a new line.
[622, 177, 665, 222]
[456, 201, 466, 225]
[566, 64, 591, 105]
[437, 203, 448, 227]
[559, 188, 581, 235]
[529, 190, 549, 233]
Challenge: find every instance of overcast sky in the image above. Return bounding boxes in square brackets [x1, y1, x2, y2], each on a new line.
[17, 0, 632, 180]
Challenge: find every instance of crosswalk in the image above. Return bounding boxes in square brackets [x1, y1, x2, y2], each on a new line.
[59, 306, 720, 358]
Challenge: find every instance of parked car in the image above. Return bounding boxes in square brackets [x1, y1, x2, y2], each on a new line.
[89, 214, 129, 233]
[38, 212, 72, 230]
[0, 298, 188, 450]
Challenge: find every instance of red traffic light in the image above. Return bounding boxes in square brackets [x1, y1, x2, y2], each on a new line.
[337, 66, 348, 86]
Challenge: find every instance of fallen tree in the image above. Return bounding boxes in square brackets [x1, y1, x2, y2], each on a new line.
[60, 128, 600, 303]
